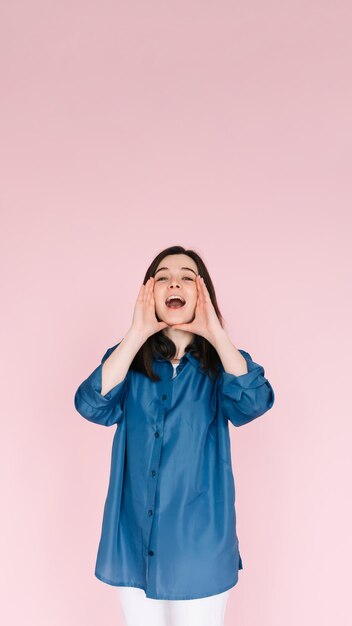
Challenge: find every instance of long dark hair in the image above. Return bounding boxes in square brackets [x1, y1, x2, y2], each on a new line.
[129, 245, 226, 382]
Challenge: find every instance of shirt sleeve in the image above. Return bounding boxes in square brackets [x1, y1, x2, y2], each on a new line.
[74, 342, 129, 427]
[217, 349, 275, 427]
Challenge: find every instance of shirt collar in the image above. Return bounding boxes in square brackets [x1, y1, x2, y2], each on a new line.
[154, 349, 205, 374]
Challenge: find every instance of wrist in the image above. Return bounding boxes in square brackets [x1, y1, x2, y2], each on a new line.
[125, 326, 149, 346]
[207, 326, 228, 348]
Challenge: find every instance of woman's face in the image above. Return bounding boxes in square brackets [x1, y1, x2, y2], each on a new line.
[153, 254, 199, 325]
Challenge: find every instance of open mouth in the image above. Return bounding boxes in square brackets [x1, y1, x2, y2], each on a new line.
[165, 295, 186, 309]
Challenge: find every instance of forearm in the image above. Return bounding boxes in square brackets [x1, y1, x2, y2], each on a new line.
[208, 328, 248, 377]
[101, 327, 147, 396]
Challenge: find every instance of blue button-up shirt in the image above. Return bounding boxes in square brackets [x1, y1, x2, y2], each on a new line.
[74, 341, 275, 600]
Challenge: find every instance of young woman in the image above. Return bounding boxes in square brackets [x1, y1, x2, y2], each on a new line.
[74, 245, 275, 626]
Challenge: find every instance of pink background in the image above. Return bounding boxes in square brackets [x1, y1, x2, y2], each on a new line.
[1, 1, 351, 624]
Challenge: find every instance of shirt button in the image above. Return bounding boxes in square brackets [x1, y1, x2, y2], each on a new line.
[162, 394, 167, 400]
[148, 509, 153, 516]
[155, 431, 160, 438]
[150, 470, 156, 476]
[148, 550, 154, 556]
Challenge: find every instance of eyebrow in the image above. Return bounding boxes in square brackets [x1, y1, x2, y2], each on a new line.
[154, 266, 197, 276]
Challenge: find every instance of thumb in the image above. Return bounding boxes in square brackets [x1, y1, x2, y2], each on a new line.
[158, 321, 169, 330]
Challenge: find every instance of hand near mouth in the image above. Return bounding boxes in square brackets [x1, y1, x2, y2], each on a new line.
[170, 276, 223, 342]
[131, 277, 169, 339]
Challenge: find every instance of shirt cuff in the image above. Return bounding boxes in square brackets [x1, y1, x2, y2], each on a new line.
[218, 349, 275, 425]
[76, 362, 128, 409]
[73, 341, 128, 426]
[220, 367, 270, 402]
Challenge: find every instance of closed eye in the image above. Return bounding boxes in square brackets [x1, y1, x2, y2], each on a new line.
[156, 276, 194, 281]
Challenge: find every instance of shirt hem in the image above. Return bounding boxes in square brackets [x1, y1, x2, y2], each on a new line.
[95, 570, 240, 600]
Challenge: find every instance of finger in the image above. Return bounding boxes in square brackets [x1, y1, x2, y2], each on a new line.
[197, 276, 205, 306]
[149, 277, 156, 304]
[139, 279, 148, 302]
[172, 324, 193, 331]
[200, 276, 210, 302]
[145, 276, 152, 302]
[137, 281, 147, 301]
[145, 277, 154, 303]
[203, 278, 212, 302]
[197, 275, 202, 291]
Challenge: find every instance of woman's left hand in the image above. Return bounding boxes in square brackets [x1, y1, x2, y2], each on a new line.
[170, 276, 224, 343]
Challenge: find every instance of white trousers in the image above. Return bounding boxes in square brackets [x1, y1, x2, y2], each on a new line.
[117, 585, 230, 626]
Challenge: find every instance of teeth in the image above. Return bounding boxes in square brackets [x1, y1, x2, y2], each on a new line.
[165, 295, 185, 304]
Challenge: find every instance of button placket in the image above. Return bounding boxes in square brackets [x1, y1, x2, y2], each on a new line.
[144, 378, 171, 591]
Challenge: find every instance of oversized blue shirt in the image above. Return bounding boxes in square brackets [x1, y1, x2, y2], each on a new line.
[74, 341, 275, 600]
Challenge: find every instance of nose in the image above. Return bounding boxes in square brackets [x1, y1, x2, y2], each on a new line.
[168, 282, 181, 289]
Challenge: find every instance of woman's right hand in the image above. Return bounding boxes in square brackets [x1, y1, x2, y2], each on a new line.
[130, 277, 169, 340]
